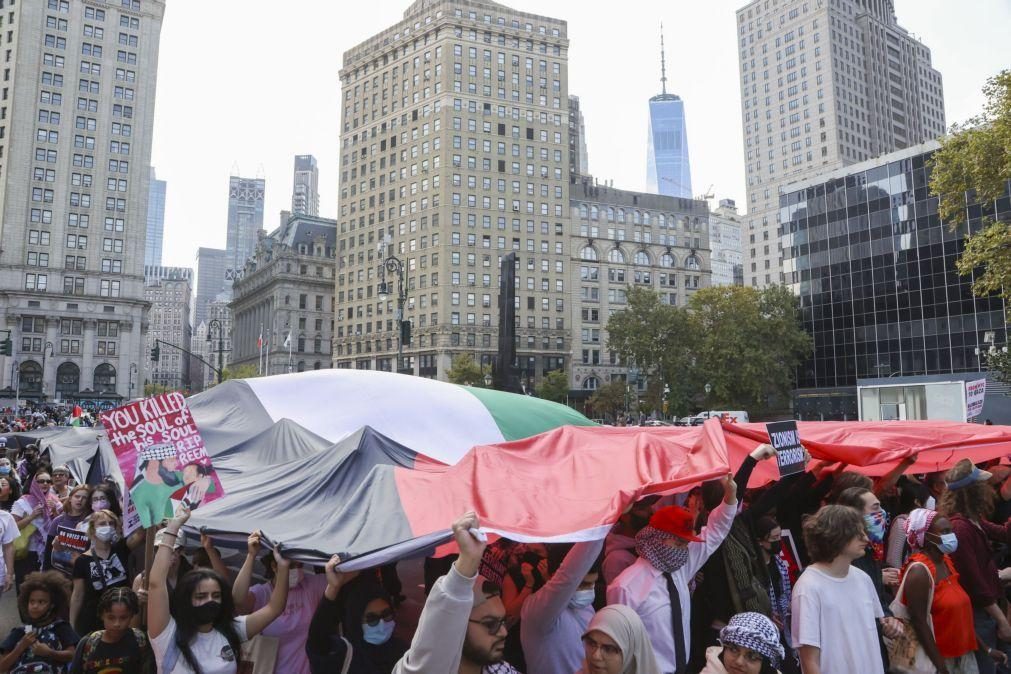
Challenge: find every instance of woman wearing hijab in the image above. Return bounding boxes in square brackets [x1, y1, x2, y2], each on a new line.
[578, 604, 661, 674]
[306, 554, 408, 673]
[700, 612, 784, 674]
[897, 508, 1006, 674]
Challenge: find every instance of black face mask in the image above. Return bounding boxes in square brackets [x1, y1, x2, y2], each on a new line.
[767, 540, 782, 555]
[158, 464, 182, 486]
[192, 601, 221, 625]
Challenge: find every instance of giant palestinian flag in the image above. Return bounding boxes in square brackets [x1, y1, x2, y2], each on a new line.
[187, 369, 594, 466]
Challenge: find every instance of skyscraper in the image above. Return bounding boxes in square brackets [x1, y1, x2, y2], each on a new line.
[144, 265, 193, 392]
[193, 247, 228, 327]
[0, 0, 166, 402]
[335, 0, 571, 381]
[646, 29, 693, 199]
[737, 0, 945, 288]
[225, 175, 265, 279]
[291, 155, 320, 217]
[145, 167, 166, 266]
[568, 95, 589, 175]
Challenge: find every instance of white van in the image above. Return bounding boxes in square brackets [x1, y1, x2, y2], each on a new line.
[689, 410, 750, 425]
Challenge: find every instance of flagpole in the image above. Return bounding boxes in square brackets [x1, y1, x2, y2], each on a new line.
[258, 322, 263, 376]
[287, 332, 293, 373]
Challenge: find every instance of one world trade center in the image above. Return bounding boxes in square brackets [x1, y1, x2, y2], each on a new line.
[646, 28, 693, 199]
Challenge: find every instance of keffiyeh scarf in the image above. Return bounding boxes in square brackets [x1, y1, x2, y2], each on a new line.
[635, 525, 689, 573]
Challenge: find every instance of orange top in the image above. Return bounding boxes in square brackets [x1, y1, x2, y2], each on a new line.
[902, 553, 977, 659]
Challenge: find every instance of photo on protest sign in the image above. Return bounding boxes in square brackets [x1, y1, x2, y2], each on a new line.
[779, 529, 804, 582]
[766, 420, 807, 478]
[100, 392, 223, 529]
[50, 526, 90, 576]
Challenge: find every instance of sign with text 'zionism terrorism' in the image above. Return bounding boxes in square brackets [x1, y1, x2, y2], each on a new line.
[100, 392, 223, 529]
[767, 420, 807, 477]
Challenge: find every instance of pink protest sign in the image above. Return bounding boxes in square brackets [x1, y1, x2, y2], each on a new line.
[100, 392, 223, 528]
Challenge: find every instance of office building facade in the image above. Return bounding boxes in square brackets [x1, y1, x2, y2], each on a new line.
[230, 214, 337, 375]
[568, 94, 588, 175]
[782, 142, 1011, 419]
[0, 0, 165, 404]
[737, 0, 944, 288]
[225, 175, 265, 280]
[709, 199, 745, 286]
[570, 176, 711, 399]
[292, 154, 320, 217]
[335, 0, 571, 382]
[143, 265, 192, 391]
[193, 247, 227, 326]
[144, 167, 165, 266]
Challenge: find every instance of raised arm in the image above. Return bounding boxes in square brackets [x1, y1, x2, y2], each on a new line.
[147, 505, 190, 639]
[244, 545, 290, 638]
[520, 539, 604, 633]
[307, 555, 358, 657]
[231, 530, 262, 615]
[201, 533, 231, 582]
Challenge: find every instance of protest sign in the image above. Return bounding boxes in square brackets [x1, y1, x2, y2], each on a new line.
[50, 526, 90, 575]
[966, 378, 986, 419]
[766, 420, 806, 477]
[479, 544, 510, 586]
[100, 392, 223, 529]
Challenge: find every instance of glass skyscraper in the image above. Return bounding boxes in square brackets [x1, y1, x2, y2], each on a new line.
[145, 168, 167, 267]
[646, 33, 692, 199]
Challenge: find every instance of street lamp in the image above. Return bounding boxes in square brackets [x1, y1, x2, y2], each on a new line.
[9, 360, 19, 411]
[207, 319, 224, 384]
[40, 341, 54, 401]
[483, 372, 493, 388]
[378, 254, 408, 374]
[129, 362, 137, 399]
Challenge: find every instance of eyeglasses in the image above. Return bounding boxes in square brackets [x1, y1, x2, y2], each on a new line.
[722, 642, 766, 663]
[469, 616, 509, 635]
[582, 635, 622, 658]
[362, 608, 394, 626]
[35, 478, 52, 484]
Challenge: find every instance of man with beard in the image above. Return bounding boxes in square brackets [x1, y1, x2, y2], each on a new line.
[129, 443, 183, 528]
[393, 511, 520, 674]
[608, 473, 738, 674]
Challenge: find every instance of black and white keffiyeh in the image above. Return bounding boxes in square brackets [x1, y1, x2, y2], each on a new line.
[720, 611, 784, 667]
[634, 525, 690, 573]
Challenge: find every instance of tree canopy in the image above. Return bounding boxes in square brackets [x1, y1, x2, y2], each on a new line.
[535, 369, 569, 403]
[446, 353, 490, 387]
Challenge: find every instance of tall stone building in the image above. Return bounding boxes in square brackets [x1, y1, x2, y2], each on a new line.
[193, 246, 227, 326]
[190, 294, 231, 391]
[736, 0, 944, 287]
[0, 0, 165, 403]
[335, 0, 571, 382]
[569, 176, 711, 402]
[709, 199, 744, 286]
[143, 265, 192, 391]
[230, 214, 337, 375]
[225, 175, 265, 281]
[291, 155, 320, 217]
[568, 94, 588, 175]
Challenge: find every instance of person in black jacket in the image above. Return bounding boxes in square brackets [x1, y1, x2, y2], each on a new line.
[307, 555, 407, 674]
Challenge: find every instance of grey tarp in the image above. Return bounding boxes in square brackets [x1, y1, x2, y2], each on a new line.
[182, 426, 443, 567]
[208, 417, 331, 483]
[39, 427, 123, 487]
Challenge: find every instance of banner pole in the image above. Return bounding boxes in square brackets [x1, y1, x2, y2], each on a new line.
[142, 526, 154, 629]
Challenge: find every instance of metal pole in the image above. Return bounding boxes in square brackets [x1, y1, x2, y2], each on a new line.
[217, 331, 224, 384]
[397, 264, 404, 374]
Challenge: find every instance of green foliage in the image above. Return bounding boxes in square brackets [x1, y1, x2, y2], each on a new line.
[605, 285, 811, 414]
[220, 363, 258, 382]
[446, 353, 490, 386]
[143, 383, 176, 397]
[587, 380, 626, 419]
[535, 369, 569, 403]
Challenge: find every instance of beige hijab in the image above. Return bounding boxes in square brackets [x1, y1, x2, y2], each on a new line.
[578, 605, 662, 674]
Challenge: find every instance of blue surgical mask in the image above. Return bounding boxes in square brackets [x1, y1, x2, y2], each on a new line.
[569, 588, 595, 609]
[864, 511, 886, 544]
[0, 466, 10, 475]
[362, 618, 395, 645]
[932, 532, 958, 555]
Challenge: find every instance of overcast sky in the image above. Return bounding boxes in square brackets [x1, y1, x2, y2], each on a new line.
[151, 0, 1011, 269]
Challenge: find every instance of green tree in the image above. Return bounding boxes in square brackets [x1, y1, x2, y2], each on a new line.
[930, 71, 1011, 317]
[688, 285, 811, 412]
[220, 363, 258, 382]
[587, 380, 626, 420]
[143, 383, 175, 396]
[446, 353, 489, 386]
[605, 286, 698, 416]
[535, 369, 569, 403]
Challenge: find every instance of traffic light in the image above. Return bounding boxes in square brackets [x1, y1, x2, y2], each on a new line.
[400, 320, 411, 347]
[150, 343, 160, 362]
[0, 338, 11, 356]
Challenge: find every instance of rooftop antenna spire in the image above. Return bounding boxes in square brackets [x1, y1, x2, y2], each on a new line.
[660, 23, 668, 95]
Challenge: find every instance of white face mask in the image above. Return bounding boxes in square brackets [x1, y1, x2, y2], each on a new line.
[288, 568, 303, 587]
[95, 525, 117, 543]
[569, 588, 596, 609]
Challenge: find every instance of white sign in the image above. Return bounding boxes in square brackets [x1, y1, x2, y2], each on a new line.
[965, 378, 987, 419]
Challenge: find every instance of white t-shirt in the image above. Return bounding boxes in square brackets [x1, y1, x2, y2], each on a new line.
[151, 615, 249, 674]
[791, 564, 885, 674]
[11, 497, 46, 554]
[0, 510, 18, 582]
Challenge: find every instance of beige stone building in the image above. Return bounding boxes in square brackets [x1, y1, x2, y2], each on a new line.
[0, 0, 165, 404]
[569, 176, 711, 402]
[230, 214, 337, 376]
[143, 265, 192, 392]
[334, 0, 571, 383]
[736, 0, 944, 288]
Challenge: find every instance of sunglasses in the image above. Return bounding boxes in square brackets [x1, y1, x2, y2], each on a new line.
[469, 616, 509, 635]
[362, 608, 394, 626]
[35, 478, 52, 484]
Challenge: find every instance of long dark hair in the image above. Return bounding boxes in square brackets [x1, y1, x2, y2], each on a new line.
[173, 569, 242, 674]
[0, 475, 21, 509]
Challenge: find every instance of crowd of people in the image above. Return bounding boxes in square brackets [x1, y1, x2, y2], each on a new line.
[2, 430, 1011, 674]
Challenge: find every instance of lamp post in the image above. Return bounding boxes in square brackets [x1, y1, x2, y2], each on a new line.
[9, 360, 19, 411]
[129, 362, 137, 399]
[378, 254, 407, 374]
[207, 319, 224, 384]
[483, 372, 493, 388]
[40, 341, 54, 402]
